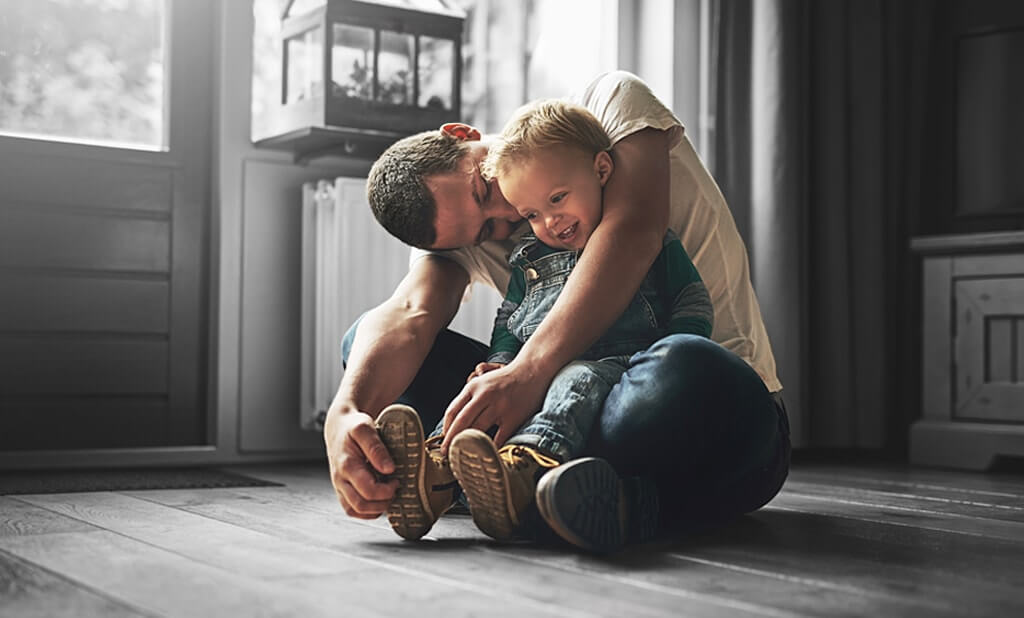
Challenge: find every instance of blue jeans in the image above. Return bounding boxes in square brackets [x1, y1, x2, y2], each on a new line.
[342, 322, 790, 531]
[425, 357, 630, 462]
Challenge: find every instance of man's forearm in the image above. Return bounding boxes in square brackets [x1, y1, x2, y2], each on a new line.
[512, 220, 663, 378]
[327, 256, 468, 420]
[329, 302, 439, 419]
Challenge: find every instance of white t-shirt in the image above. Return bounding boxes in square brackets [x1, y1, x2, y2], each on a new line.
[410, 71, 781, 392]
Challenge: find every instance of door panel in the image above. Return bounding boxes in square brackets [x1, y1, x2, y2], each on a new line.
[0, 0, 213, 450]
[0, 208, 171, 273]
[0, 340, 169, 396]
[0, 276, 169, 334]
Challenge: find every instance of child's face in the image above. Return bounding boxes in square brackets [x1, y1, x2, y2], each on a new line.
[497, 146, 613, 251]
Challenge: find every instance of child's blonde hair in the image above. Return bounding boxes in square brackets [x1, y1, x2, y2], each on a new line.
[481, 99, 611, 180]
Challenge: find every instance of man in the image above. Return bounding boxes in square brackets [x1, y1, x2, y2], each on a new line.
[324, 72, 790, 549]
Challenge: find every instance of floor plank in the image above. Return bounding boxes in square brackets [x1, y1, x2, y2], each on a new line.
[14, 493, 579, 618]
[788, 463, 1024, 497]
[14, 492, 368, 580]
[133, 489, 743, 617]
[3, 461, 1023, 617]
[134, 474, 978, 618]
[0, 496, 98, 537]
[671, 508, 1024, 616]
[0, 550, 151, 618]
[0, 530, 342, 618]
[783, 478, 1024, 520]
[769, 490, 1024, 541]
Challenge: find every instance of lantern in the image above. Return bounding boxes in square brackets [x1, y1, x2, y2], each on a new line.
[259, 0, 464, 160]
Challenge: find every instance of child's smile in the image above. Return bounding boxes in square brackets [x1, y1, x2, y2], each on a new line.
[556, 221, 579, 244]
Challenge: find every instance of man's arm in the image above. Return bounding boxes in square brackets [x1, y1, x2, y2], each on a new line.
[324, 255, 468, 518]
[440, 128, 672, 451]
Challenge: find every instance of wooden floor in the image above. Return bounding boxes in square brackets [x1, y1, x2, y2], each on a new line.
[2, 460, 1024, 617]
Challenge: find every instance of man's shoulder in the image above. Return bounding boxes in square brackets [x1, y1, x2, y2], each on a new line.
[573, 71, 681, 147]
[576, 71, 647, 99]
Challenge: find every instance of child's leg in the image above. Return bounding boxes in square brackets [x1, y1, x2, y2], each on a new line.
[504, 358, 629, 460]
[448, 429, 560, 541]
[448, 359, 627, 542]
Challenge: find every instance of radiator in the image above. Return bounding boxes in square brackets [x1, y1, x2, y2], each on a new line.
[300, 177, 502, 430]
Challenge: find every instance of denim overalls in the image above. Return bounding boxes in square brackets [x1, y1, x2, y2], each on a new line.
[501, 235, 674, 362]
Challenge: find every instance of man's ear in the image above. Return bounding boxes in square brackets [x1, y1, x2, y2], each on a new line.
[594, 150, 614, 186]
[440, 123, 482, 141]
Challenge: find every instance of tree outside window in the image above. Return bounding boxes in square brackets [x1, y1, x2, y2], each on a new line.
[0, 0, 165, 150]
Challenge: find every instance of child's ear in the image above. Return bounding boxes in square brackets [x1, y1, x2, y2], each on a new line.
[440, 123, 481, 141]
[594, 150, 614, 186]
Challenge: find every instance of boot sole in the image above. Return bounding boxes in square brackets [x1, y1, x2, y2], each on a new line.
[535, 457, 625, 553]
[376, 405, 434, 540]
[449, 430, 518, 541]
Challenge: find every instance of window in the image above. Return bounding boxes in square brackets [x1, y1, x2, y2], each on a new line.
[457, 0, 617, 133]
[0, 0, 166, 150]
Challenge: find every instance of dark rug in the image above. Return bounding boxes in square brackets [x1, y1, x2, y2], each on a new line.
[0, 467, 283, 495]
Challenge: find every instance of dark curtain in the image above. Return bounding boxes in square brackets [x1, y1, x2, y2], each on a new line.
[711, 0, 935, 451]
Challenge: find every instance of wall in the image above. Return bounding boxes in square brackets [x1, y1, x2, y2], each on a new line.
[215, 2, 372, 457]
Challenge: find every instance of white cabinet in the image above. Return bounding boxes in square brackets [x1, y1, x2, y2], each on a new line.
[911, 232, 1024, 469]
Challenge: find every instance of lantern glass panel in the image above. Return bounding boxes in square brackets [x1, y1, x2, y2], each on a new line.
[331, 24, 375, 101]
[285, 27, 323, 103]
[378, 30, 415, 106]
[418, 36, 453, 110]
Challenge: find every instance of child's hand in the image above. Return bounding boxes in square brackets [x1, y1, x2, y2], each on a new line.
[467, 362, 506, 382]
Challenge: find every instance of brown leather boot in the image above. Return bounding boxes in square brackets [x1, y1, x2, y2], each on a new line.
[449, 429, 560, 541]
[376, 404, 457, 540]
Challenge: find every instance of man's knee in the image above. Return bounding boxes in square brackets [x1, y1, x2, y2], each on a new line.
[644, 333, 710, 376]
[597, 334, 770, 450]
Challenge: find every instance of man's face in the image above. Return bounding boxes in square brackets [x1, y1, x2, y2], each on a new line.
[425, 141, 523, 250]
[498, 146, 609, 251]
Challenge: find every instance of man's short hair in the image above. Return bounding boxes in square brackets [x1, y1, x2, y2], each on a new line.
[481, 99, 611, 180]
[366, 130, 471, 248]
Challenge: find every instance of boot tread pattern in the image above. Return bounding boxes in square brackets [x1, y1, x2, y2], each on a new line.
[378, 410, 430, 540]
[450, 434, 518, 541]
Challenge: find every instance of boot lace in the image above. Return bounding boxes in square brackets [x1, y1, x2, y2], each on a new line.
[497, 445, 560, 472]
[425, 434, 448, 465]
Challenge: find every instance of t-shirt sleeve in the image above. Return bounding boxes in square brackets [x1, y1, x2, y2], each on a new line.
[408, 243, 512, 302]
[408, 246, 477, 283]
[408, 230, 523, 298]
[572, 71, 684, 149]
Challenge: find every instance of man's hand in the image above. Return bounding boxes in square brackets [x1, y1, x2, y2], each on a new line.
[324, 407, 399, 519]
[467, 361, 506, 382]
[441, 360, 548, 454]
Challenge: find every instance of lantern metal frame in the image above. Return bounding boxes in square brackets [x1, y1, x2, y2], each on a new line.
[256, 0, 464, 161]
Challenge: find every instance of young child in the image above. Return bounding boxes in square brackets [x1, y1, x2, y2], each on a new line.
[376, 100, 713, 551]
